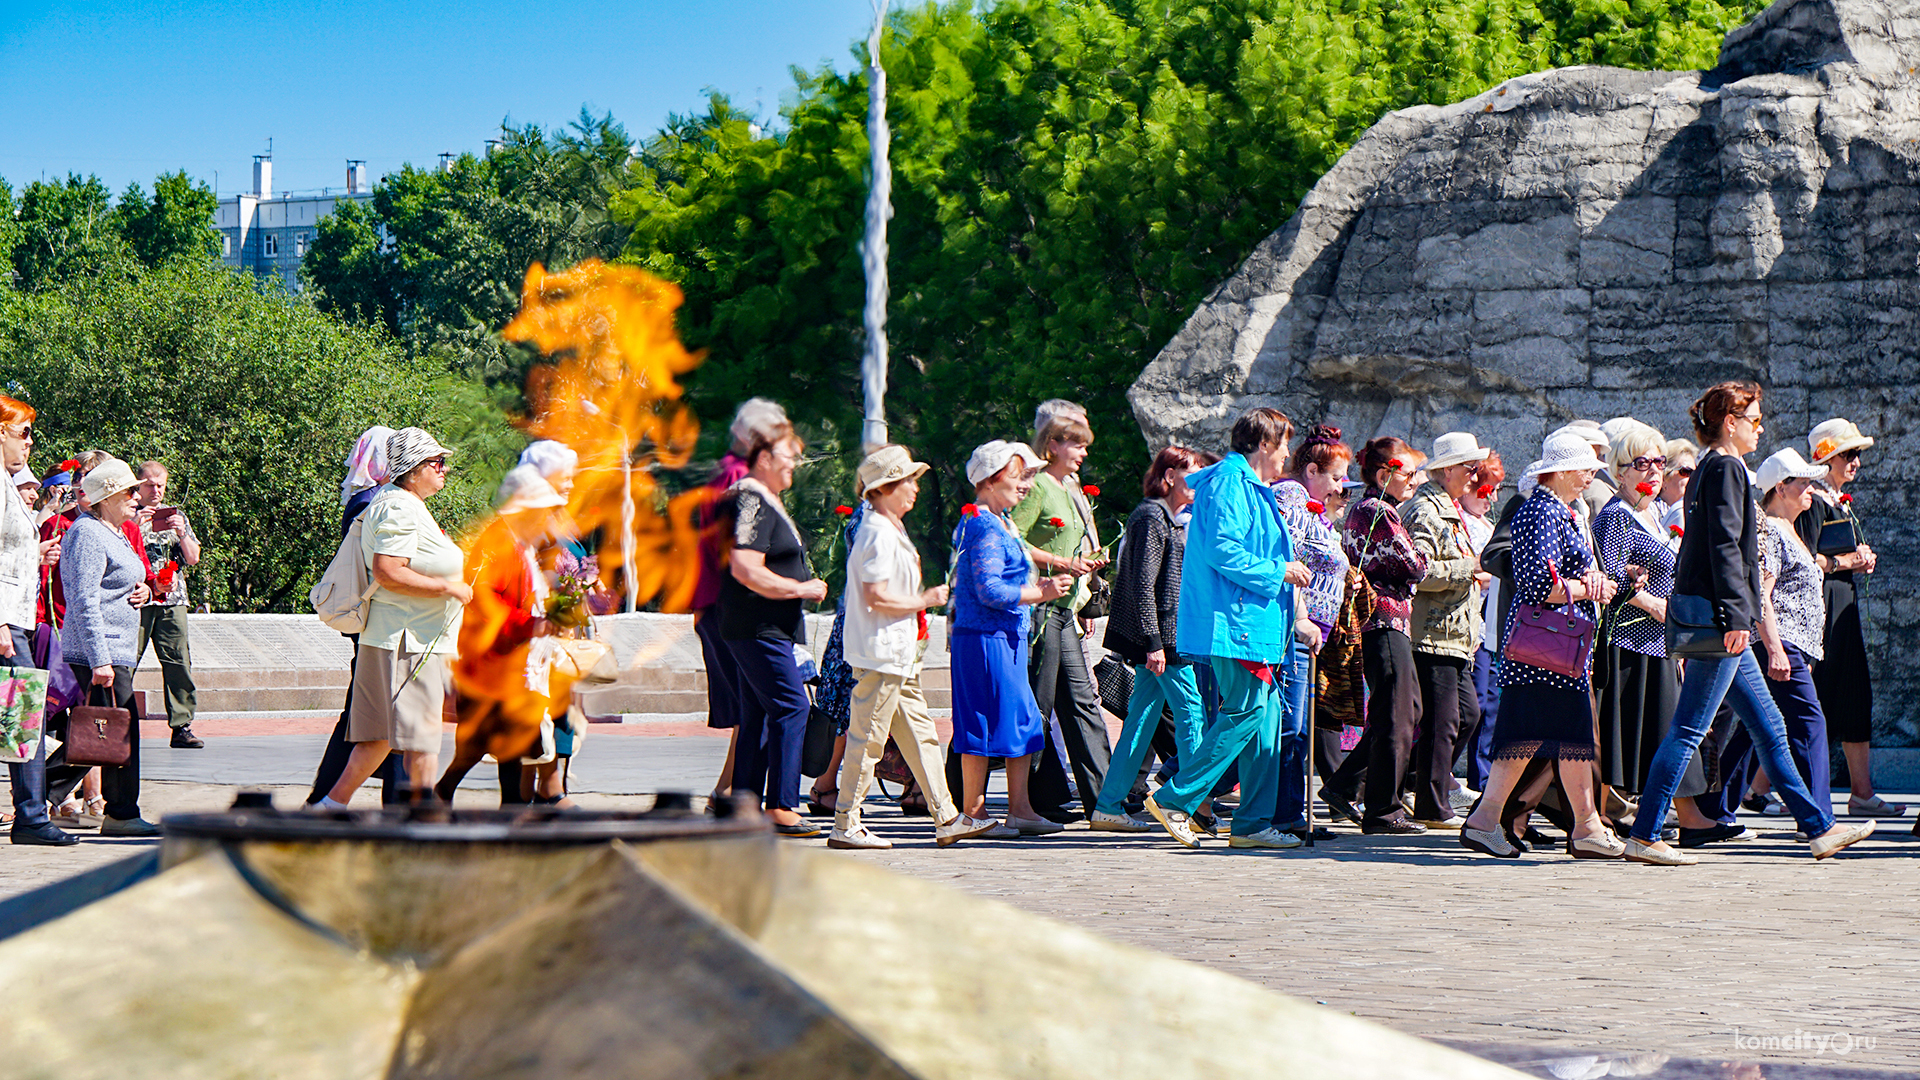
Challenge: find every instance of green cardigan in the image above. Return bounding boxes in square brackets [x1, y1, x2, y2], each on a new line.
[1012, 471, 1094, 610]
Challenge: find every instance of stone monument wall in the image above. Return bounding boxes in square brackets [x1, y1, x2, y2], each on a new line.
[1130, 0, 1920, 745]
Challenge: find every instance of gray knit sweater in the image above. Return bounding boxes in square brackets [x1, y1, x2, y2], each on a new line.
[61, 515, 144, 669]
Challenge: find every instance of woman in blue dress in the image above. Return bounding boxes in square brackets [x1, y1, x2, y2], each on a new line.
[949, 440, 1074, 836]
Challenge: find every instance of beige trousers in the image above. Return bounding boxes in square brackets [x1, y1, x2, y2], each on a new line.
[835, 668, 957, 831]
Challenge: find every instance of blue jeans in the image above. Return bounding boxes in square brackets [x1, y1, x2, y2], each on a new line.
[1152, 657, 1279, 835]
[1274, 638, 1311, 828]
[1093, 662, 1205, 817]
[1631, 647, 1835, 842]
[1698, 641, 1831, 823]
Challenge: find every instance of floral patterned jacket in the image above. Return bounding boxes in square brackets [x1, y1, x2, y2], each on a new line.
[1343, 488, 1429, 636]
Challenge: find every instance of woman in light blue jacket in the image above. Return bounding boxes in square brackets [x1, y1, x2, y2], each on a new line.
[1143, 408, 1311, 850]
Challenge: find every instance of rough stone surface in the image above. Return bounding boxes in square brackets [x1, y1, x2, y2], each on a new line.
[1131, 0, 1920, 745]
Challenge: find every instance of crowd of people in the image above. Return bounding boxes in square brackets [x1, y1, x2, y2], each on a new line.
[697, 384, 1897, 864]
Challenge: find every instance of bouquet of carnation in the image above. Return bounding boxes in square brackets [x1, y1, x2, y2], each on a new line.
[547, 551, 600, 630]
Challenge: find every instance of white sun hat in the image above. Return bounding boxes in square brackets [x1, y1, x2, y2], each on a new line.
[1756, 448, 1826, 496]
[1807, 418, 1874, 465]
[1426, 432, 1492, 471]
[1522, 430, 1606, 483]
[966, 440, 1044, 487]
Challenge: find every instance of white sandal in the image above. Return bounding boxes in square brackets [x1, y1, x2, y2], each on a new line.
[1847, 794, 1907, 817]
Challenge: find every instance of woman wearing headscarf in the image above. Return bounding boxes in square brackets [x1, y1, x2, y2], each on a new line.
[1457, 431, 1620, 860]
[305, 426, 405, 807]
[316, 427, 470, 809]
[1624, 384, 1874, 865]
[0, 399, 72, 844]
[53, 457, 157, 837]
[1796, 418, 1903, 818]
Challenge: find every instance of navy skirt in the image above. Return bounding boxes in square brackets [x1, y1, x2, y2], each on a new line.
[949, 629, 1046, 758]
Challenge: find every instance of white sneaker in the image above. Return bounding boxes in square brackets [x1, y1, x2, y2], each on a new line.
[1144, 794, 1200, 848]
[1227, 827, 1303, 850]
[1089, 810, 1152, 832]
[1451, 786, 1480, 813]
[826, 825, 892, 850]
[1810, 820, 1875, 860]
[935, 814, 998, 847]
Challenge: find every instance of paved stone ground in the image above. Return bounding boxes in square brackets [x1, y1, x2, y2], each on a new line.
[7, 723, 1917, 1078]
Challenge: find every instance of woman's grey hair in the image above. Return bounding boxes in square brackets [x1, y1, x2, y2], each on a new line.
[729, 398, 791, 458]
[1033, 398, 1087, 442]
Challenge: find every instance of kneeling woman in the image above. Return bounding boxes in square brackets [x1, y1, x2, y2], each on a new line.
[948, 441, 1072, 836]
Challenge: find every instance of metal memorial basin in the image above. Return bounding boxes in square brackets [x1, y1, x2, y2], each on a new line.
[0, 796, 1525, 1079]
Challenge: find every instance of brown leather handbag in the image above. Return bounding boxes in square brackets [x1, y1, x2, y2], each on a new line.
[65, 686, 134, 768]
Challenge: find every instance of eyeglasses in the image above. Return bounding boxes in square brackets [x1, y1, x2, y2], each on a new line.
[1629, 455, 1667, 472]
[423, 457, 450, 472]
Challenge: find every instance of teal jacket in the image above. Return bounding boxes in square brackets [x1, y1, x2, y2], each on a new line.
[1175, 453, 1295, 663]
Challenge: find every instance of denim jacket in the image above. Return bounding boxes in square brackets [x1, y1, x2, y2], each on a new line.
[1175, 453, 1295, 663]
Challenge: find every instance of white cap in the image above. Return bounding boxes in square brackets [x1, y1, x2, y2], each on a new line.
[1523, 430, 1607, 482]
[12, 467, 36, 488]
[1756, 448, 1826, 496]
[495, 464, 567, 514]
[966, 440, 1044, 487]
[1552, 421, 1611, 454]
[1427, 432, 1492, 470]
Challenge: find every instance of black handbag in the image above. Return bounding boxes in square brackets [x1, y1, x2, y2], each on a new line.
[1816, 518, 1858, 557]
[1665, 593, 1732, 658]
[1093, 653, 1133, 717]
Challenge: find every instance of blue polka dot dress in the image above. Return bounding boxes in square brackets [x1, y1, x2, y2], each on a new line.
[1493, 487, 1599, 762]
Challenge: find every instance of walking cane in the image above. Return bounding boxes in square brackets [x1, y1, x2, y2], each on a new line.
[1305, 650, 1317, 848]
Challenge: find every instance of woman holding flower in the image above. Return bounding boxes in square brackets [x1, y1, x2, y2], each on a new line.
[1009, 413, 1111, 821]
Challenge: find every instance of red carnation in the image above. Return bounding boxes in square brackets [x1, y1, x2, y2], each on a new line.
[1635, 481, 1657, 496]
[58, 459, 78, 472]
[1475, 484, 1495, 499]
[156, 561, 178, 592]
[1387, 458, 1403, 470]
[834, 505, 853, 516]
[1047, 516, 1065, 528]
[1306, 500, 1326, 514]
[1840, 493, 1854, 504]
[1670, 524, 1685, 538]
[1082, 484, 1100, 498]
[961, 503, 979, 517]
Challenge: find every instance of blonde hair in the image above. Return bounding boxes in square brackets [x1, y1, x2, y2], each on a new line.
[1034, 416, 1094, 461]
[1664, 437, 1699, 470]
[1605, 422, 1666, 475]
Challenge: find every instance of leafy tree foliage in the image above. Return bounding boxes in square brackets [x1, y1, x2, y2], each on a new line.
[0, 260, 435, 611]
[5, 171, 218, 292]
[616, 0, 1763, 572]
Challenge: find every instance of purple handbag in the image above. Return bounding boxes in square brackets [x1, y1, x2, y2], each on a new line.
[1503, 601, 1596, 680]
[32, 624, 83, 715]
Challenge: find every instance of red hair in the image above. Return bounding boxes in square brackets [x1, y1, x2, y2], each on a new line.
[0, 397, 35, 427]
[1142, 445, 1217, 499]
[1289, 424, 1352, 478]
[1360, 436, 1420, 488]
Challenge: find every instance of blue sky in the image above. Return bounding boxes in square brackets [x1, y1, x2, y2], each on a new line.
[0, 0, 884, 198]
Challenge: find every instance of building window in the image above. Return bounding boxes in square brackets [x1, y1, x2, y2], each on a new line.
[295, 232, 308, 257]
[222, 235, 232, 256]
[263, 233, 278, 256]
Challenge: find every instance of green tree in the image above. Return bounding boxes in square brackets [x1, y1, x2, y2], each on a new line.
[0, 260, 437, 611]
[9, 174, 131, 292]
[112, 170, 221, 268]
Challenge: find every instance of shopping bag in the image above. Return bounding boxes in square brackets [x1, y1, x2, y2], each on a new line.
[0, 667, 50, 763]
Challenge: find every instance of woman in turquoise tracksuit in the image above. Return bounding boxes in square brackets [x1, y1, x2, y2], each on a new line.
[1144, 408, 1312, 850]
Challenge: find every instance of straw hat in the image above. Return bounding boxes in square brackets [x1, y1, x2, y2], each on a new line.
[1807, 418, 1873, 464]
[1426, 432, 1492, 471]
[857, 445, 930, 497]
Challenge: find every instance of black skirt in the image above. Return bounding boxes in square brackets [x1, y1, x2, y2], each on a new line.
[1596, 647, 1707, 796]
[1491, 682, 1596, 762]
[1813, 578, 1873, 743]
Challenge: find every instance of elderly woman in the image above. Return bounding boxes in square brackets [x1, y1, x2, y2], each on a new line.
[827, 445, 995, 849]
[305, 426, 407, 807]
[1011, 413, 1110, 822]
[1089, 445, 1214, 832]
[950, 440, 1072, 836]
[720, 423, 828, 837]
[317, 428, 470, 809]
[1341, 436, 1430, 835]
[1591, 424, 1712, 828]
[53, 457, 156, 837]
[1797, 418, 1902, 818]
[1625, 384, 1874, 865]
[435, 465, 571, 806]
[0, 400, 71, 845]
[695, 400, 774, 806]
[1657, 439, 1698, 532]
[1458, 431, 1621, 859]
[1273, 426, 1352, 835]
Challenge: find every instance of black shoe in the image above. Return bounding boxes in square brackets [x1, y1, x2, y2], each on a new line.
[1677, 822, 1754, 848]
[1361, 815, 1428, 835]
[11, 820, 78, 846]
[100, 816, 162, 838]
[171, 727, 204, 749]
[1318, 788, 1362, 825]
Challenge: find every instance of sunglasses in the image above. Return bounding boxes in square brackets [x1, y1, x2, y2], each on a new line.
[1835, 449, 1863, 463]
[1630, 455, 1667, 472]
[1738, 412, 1765, 430]
[7, 424, 30, 441]
[423, 457, 450, 472]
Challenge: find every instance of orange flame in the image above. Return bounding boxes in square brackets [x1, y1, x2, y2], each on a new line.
[450, 260, 710, 763]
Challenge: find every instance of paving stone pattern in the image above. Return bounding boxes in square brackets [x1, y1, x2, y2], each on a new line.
[1129, 0, 1920, 746]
